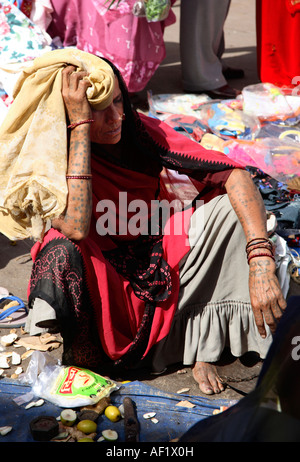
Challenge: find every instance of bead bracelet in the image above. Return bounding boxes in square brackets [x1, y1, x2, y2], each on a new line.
[66, 174, 92, 180]
[247, 253, 275, 264]
[246, 237, 275, 250]
[246, 242, 275, 257]
[246, 237, 275, 256]
[67, 119, 94, 130]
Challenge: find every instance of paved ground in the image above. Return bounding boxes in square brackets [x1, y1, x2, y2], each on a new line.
[0, 0, 300, 407]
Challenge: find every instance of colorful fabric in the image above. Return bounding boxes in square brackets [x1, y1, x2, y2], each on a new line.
[0, 0, 51, 65]
[47, 0, 176, 93]
[5, 0, 33, 17]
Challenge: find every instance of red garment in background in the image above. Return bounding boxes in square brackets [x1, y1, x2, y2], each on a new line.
[256, 0, 300, 88]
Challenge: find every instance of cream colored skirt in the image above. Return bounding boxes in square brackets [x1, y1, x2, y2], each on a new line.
[150, 194, 274, 371]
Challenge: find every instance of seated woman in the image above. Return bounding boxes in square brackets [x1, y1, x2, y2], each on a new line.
[25, 52, 287, 395]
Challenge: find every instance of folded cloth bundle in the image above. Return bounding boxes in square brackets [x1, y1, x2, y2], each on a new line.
[0, 48, 115, 241]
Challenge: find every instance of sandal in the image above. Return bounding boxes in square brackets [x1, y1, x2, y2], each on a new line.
[0, 295, 28, 328]
[205, 84, 241, 100]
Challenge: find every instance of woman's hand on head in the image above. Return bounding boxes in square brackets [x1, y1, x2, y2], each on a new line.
[61, 65, 92, 124]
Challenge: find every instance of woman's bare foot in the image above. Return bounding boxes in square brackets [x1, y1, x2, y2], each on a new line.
[192, 361, 225, 395]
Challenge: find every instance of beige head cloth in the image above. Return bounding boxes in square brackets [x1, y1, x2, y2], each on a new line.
[0, 49, 115, 241]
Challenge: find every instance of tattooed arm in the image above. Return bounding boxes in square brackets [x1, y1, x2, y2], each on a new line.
[52, 66, 93, 240]
[225, 168, 287, 337]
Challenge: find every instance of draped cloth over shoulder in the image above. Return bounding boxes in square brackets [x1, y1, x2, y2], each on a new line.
[0, 49, 115, 241]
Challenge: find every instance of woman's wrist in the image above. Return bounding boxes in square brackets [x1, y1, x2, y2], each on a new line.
[248, 252, 275, 264]
[246, 237, 275, 263]
[68, 119, 94, 130]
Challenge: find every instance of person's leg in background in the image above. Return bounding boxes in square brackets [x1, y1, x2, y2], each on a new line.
[180, 0, 242, 99]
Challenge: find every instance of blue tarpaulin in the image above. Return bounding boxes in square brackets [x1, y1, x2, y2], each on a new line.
[0, 378, 231, 442]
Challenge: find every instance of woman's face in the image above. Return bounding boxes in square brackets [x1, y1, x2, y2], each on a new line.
[90, 76, 124, 145]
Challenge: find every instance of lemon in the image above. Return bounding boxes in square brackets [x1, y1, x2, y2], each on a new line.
[104, 405, 121, 422]
[60, 409, 77, 426]
[102, 429, 118, 441]
[78, 437, 94, 442]
[77, 419, 97, 434]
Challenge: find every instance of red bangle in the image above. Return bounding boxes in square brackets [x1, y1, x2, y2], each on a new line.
[67, 119, 94, 129]
[246, 243, 275, 257]
[66, 174, 92, 180]
[247, 253, 275, 264]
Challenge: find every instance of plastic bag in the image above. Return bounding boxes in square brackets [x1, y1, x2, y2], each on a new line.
[21, 351, 118, 408]
[159, 114, 209, 142]
[147, 91, 211, 141]
[222, 137, 300, 191]
[242, 83, 300, 122]
[132, 0, 171, 22]
[257, 122, 300, 142]
[147, 91, 211, 116]
[193, 100, 260, 140]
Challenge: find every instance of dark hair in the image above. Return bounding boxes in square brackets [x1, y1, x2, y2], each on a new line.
[100, 58, 137, 140]
[101, 57, 161, 166]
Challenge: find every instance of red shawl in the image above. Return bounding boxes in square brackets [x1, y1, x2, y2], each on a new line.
[30, 114, 241, 364]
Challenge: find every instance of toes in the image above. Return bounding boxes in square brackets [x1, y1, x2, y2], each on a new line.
[211, 374, 225, 394]
[198, 381, 214, 395]
[192, 362, 225, 395]
[205, 376, 224, 394]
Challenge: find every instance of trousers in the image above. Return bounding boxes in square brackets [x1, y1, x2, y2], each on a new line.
[180, 0, 231, 91]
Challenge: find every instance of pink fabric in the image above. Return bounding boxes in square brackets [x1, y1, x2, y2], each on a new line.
[47, 0, 176, 92]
